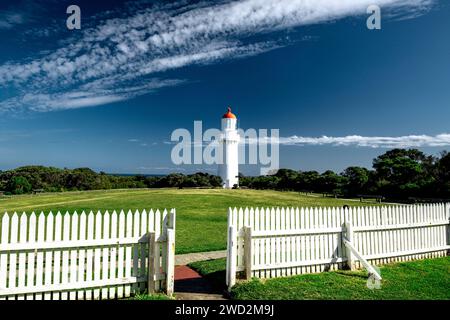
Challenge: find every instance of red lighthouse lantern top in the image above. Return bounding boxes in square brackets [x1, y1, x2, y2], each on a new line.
[222, 107, 237, 119]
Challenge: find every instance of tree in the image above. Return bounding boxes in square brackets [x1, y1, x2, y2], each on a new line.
[209, 175, 223, 187]
[372, 149, 435, 198]
[317, 170, 345, 194]
[65, 168, 100, 190]
[7, 176, 32, 194]
[158, 173, 185, 188]
[342, 167, 370, 196]
[296, 171, 320, 191]
[436, 152, 450, 197]
[274, 169, 299, 190]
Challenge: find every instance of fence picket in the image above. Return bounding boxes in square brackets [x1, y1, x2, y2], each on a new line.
[8, 213, 19, 299]
[254, 208, 260, 278]
[0, 214, 9, 300]
[161, 209, 168, 290]
[44, 213, 54, 300]
[318, 207, 325, 272]
[132, 210, 140, 295]
[53, 212, 62, 300]
[325, 207, 331, 270]
[60, 212, 71, 300]
[263, 208, 268, 277]
[102, 211, 111, 299]
[109, 211, 118, 298]
[78, 212, 86, 300]
[314, 207, 320, 272]
[17, 213, 27, 300]
[280, 208, 286, 277]
[305, 208, 312, 273]
[124, 210, 133, 297]
[85, 211, 95, 300]
[153, 209, 161, 292]
[116, 210, 125, 299]
[93, 211, 102, 299]
[34, 213, 45, 300]
[69, 212, 79, 300]
[275, 208, 281, 276]
[269, 208, 275, 278]
[139, 210, 147, 293]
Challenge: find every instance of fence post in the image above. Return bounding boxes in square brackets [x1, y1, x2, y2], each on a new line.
[165, 228, 175, 296]
[227, 225, 237, 291]
[147, 232, 156, 294]
[446, 203, 450, 250]
[344, 221, 356, 270]
[446, 203, 450, 218]
[225, 208, 231, 287]
[166, 229, 175, 296]
[169, 209, 176, 231]
[244, 226, 253, 280]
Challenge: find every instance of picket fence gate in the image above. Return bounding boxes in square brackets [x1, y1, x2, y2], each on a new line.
[226, 204, 450, 288]
[0, 209, 176, 300]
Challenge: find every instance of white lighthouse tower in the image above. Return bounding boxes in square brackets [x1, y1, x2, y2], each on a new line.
[219, 107, 240, 189]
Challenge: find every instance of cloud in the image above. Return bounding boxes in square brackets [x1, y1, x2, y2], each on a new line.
[0, 12, 25, 29]
[128, 138, 153, 147]
[0, 0, 50, 30]
[1, 78, 185, 112]
[252, 133, 450, 148]
[0, 0, 436, 113]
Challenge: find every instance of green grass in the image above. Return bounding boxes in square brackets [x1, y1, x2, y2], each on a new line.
[129, 293, 173, 300]
[189, 257, 450, 300]
[0, 188, 379, 254]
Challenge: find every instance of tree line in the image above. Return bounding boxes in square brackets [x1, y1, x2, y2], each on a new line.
[240, 149, 450, 200]
[0, 149, 448, 200]
[0, 167, 222, 195]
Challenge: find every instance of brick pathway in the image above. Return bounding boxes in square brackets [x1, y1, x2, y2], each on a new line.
[174, 250, 227, 300]
[174, 265, 226, 300]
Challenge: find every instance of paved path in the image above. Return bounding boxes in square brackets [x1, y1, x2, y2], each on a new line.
[174, 265, 227, 300]
[174, 251, 228, 300]
[175, 250, 227, 266]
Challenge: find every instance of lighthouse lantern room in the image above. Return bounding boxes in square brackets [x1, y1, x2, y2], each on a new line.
[219, 107, 240, 189]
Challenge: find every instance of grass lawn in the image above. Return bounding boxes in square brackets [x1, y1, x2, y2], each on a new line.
[129, 293, 173, 300]
[189, 257, 450, 300]
[0, 188, 379, 254]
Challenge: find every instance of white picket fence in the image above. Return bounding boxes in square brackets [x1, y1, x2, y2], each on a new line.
[0, 209, 176, 300]
[226, 204, 450, 288]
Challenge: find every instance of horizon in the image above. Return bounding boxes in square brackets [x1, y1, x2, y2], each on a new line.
[2, 144, 448, 178]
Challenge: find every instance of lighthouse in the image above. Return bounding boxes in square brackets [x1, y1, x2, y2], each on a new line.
[219, 107, 240, 189]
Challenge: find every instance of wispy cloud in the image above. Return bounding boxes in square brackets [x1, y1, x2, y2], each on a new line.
[252, 133, 450, 148]
[0, 12, 25, 29]
[2, 78, 185, 112]
[0, 0, 436, 113]
[0, 1, 50, 30]
[128, 138, 155, 148]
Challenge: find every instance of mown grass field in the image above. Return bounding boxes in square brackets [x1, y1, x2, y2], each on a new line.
[190, 257, 450, 300]
[0, 188, 379, 254]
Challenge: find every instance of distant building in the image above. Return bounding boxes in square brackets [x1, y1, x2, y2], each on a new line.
[218, 107, 240, 189]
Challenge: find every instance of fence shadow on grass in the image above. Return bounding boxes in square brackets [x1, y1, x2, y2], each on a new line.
[333, 270, 368, 280]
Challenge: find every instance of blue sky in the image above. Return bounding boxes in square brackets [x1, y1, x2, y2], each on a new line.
[0, 0, 449, 175]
